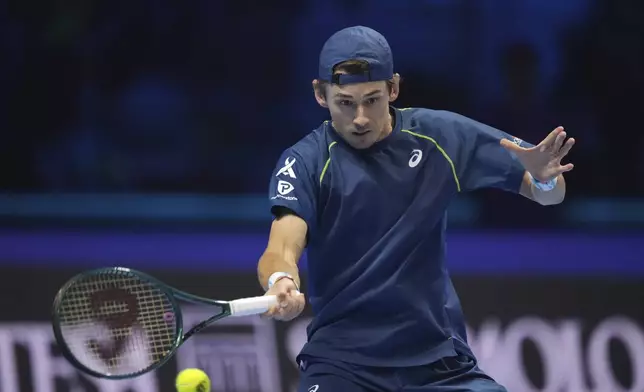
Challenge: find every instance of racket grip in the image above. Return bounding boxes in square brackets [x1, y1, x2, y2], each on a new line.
[229, 295, 278, 316]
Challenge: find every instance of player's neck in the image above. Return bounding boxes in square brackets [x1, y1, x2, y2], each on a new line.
[376, 112, 394, 142]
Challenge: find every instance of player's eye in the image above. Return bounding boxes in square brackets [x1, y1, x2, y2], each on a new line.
[338, 100, 354, 106]
[365, 97, 380, 105]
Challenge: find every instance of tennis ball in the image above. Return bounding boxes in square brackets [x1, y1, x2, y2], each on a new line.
[175, 368, 211, 392]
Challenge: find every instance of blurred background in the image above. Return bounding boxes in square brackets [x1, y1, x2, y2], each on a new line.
[0, 0, 642, 391]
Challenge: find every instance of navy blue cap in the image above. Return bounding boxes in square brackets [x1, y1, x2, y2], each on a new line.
[318, 26, 393, 85]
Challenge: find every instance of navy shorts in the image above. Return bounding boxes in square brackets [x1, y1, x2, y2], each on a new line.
[297, 355, 507, 392]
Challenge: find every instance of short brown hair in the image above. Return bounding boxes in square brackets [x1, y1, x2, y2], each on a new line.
[316, 59, 395, 97]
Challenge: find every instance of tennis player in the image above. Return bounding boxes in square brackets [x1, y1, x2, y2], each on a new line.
[258, 26, 575, 391]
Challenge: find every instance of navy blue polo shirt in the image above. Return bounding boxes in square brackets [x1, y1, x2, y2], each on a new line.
[268, 107, 531, 367]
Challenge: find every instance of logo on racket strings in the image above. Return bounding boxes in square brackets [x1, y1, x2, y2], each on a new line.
[88, 286, 140, 365]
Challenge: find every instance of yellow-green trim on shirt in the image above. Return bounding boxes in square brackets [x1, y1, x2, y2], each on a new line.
[401, 129, 461, 192]
[319, 141, 338, 184]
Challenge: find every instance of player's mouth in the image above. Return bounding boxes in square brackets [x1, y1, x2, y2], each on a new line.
[352, 130, 371, 136]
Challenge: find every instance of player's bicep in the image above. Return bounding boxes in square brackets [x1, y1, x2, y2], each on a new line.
[265, 212, 308, 266]
[452, 114, 532, 193]
[269, 150, 318, 230]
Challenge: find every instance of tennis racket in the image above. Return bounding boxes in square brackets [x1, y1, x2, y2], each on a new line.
[51, 266, 278, 379]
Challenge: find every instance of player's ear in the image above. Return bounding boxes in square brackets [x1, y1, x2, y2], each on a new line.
[312, 79, 329, 108]
[388, 73, 401, 102]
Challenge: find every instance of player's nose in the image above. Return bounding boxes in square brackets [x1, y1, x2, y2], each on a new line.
[353, 117, 369, 129]
[353, 108, 369, 128]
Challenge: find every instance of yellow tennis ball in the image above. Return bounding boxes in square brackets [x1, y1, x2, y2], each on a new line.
[175, 368, 211, 392]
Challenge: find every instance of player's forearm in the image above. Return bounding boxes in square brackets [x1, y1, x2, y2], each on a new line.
[530, 174, 566, 205]
[257, 251, 301, 290]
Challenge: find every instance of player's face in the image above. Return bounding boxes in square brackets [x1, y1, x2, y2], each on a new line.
[314, 79, 399, 149]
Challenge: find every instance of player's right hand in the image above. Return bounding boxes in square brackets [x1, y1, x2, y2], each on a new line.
[262, 278, 305, 321]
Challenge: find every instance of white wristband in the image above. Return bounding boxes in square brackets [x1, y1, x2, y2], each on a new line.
[267, 272, 299, 291]
[529, 173, 558, 192]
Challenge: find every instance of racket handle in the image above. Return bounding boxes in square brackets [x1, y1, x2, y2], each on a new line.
[229, 295, 278, 316]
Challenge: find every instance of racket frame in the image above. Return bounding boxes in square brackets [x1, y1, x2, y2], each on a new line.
[51, 267, 243, 379]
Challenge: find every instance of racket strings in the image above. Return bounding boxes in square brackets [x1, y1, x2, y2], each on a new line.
[56, 270, 178, 376]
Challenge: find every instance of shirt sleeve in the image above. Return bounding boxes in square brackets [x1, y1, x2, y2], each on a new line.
[268, 148, 318, 230]
[450, 113, 535, 193]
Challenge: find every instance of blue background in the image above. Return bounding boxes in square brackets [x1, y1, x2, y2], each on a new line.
[1, 230, 641, 275]
[2, 0, 643, 274]
[2, 4, 643, 390]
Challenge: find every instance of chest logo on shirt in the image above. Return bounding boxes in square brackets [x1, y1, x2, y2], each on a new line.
[409, 149, 423, 168]
[277, 180, 295, 195]
[276, 157, 297, 178]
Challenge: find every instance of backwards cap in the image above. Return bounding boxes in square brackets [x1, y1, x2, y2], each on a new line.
[318, 26, 394, 85]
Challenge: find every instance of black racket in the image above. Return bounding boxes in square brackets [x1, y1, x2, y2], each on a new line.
[51, 267, 278, 379]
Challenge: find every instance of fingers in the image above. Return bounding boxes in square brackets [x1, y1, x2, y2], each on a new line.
[262, 291, 305, 321]
[550, 130, 567, 153]
[276, 291, 305, 321]
[539, 126, 564, 152]
[261, 291, 287, 318]
[552, 136, 575, 176]
[261, 305, 277, 319]
[559, 163, 574, 173]
[278, 292, 305, 321]
[556, 137, 575, 158]
[546, 162, 574, 179]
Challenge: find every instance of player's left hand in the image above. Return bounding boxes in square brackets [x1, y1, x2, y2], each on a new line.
[500, 126, 575, 182]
